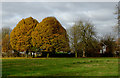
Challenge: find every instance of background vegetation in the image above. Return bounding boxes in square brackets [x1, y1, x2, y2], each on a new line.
[1, 16, 119, 58]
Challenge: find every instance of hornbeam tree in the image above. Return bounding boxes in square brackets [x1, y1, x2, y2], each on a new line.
[31, 17, 70, 57]
[10, 17, 38, 57]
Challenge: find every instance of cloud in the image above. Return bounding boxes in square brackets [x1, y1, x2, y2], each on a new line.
[2, 2, 118, 36]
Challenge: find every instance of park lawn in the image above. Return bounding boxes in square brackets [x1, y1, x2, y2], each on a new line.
[2, 57, 119, 76]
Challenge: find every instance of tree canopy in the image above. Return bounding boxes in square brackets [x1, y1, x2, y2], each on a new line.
[68, 20, 96, 57]
[100, 34, 116, 57]
[2, 27, 12, 53]
[31, 17, 70, 52]
[10, 17, 38, 52]
[2, 34, 11, 52]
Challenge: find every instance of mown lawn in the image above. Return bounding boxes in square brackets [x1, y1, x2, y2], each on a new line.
[2, 58, 119, 77]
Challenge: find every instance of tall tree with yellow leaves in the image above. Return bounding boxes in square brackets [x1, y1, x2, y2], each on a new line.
[31, 17, 70, 57]
[10, 17, 38, 57]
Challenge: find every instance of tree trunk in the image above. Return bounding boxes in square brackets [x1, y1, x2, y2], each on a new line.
[26, 50, 29, 58]
[52, 48, 56, 56]
[82, 48, 85, 57]
[26, 54, 28, 58]
[75, 52, 77, 58]
[47, 53, 49, 58]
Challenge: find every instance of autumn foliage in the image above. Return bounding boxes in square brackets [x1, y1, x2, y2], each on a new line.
[10, 17, 70, 53]
[2, 34, 11, 52]
[31, 17, 70, 52]
[10, 17, 38, 51]
[2, 27, 12, 53]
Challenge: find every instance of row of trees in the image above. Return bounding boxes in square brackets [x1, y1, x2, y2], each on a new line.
[10, 17, 70, 57]
[1, 16, 119, 57]
[68, 21, 97, 57]
[68, 21, 118, 57]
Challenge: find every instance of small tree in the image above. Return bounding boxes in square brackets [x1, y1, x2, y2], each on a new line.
[2, 27, 12, 57]
[100, 34, 117, 57]
[68, 25, 80, 58]
[2, 34, 12, 54]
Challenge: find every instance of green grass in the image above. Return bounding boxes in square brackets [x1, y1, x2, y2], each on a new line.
[2, 58, 119, 76]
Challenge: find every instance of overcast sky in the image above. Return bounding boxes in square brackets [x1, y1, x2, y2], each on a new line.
[2, 2, 118, 36]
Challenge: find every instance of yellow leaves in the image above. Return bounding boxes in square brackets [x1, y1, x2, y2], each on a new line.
[31, 17, 70, 52]
[10, 16, 70, 52]
[2, 34, 11, 52]
[10, 17, 39, 51]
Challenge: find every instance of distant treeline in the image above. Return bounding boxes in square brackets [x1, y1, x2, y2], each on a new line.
[1, 17, 120, 58]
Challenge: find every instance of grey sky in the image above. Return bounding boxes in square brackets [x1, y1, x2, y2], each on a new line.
[2, 2, 118, 36]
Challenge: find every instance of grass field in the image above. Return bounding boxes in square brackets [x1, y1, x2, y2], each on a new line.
[2, 57, 119, 77]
